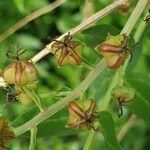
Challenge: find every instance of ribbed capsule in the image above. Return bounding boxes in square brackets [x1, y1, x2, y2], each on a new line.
[67, 99, 98, 130]
[51, 33, 84, 66]
[2, 60, 38, 86]
[96, 34, 128, 69]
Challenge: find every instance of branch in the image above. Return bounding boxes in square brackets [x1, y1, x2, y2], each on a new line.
[29, 127, 37, 150]
[0, 0, 65, 42]
[121, 0, 148, 35]
[31, 0, 128, 63]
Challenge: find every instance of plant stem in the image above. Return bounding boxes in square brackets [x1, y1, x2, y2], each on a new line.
[29, 127, 37, 150]
[0, 0, 65, 42]
[120, 0, 148, 36]
[22, 86, 44, 112]
[83, 131, 95, 150]
[13, 59, 107, 136]
[31, 0, 128, 63]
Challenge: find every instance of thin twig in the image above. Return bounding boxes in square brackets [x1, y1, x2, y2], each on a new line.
[117, 115, 138, 142]
[31, 0, 128, 63]
[29, 127, 37, 150]
[0, 0, 65, 42]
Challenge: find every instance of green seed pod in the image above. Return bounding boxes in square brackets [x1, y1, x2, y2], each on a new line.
[67, 99, 98, 130]
[2, 60, 38, 86]
[96, 34, 128, 69]
[51, 33, 84, 66]
[17, 92, 32, 106]
[112, 86, 135, 102]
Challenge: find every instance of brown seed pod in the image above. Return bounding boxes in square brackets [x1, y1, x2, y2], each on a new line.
[96, 34, 128, 69]
[0, 117, 15, 149]
[51, 32, 84, 66]
[2, 60, 38, 86]
[67, 99, 99, 131]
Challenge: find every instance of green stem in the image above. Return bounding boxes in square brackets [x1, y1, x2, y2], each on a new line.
[83, 131, 95, 150]
[22, 86, 44, 112]
[31, 89, 44, 111]
[29, 127, 37, 150]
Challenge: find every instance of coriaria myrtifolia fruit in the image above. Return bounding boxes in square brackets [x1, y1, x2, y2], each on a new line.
[51, 32, 84, 66]
[112, 86, 135, 117]
[0, 116, 15, 149]
[96, 34, 128, 69]
[2, 60, 38, 86]
[66, 99, 99, 131]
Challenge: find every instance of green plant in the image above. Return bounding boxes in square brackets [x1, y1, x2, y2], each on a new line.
[0, 0, 149, 150]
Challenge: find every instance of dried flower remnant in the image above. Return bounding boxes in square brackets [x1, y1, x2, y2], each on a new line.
[112, 86, 135, 117]
[67, 99, 99, 131]
[2, 61, 38, 86]
[96, 34, 128, 69]
[51, 32, 84, 66]
[0, 117, 15, 149]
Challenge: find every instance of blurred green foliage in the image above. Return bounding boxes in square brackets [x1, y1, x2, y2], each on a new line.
[0, 0, 150, 150]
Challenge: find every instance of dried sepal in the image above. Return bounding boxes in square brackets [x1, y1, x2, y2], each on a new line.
[67, 99, 98, 131]
[0, 117, 15, 149]
[96, 34, 128, 69]
[2, 60, 38, 86]
[112, 86, 135, 117]
[51, 32, 84, 66]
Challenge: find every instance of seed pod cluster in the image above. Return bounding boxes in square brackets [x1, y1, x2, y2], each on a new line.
[96, 34, 128, 69]
[0, 116, 15, 149]
[51, 32, 84, 66]
[67, 99, 98, 131]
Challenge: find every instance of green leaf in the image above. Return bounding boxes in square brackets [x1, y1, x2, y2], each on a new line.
[13, 0, 25, 13]
[98, 111, 121, 150]
[126, 73, 150, 122]
[80, 24, 119, 49]
[37, 111, 79, 138]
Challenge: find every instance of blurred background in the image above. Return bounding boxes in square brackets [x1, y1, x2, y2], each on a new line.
[0, 0, 149, 150]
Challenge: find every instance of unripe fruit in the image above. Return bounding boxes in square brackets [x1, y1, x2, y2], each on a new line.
[17, 92, 32, 106]
[67, 99, 98, 130]
[2, 60, 38, 86]
[51, 32, 84, 66]
[112, 86, 135, 117]
[112, 86, 135, 102]
[96, 34, 128, 69]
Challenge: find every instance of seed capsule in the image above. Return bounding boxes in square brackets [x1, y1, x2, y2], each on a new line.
[0, 117, 15, 149]
[112, 86, 135, 117]
[51, 32, 84, 66]
[67, 99, 98, 131]
[2, 60, 38, 86]
[96, 34, 128, 69]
